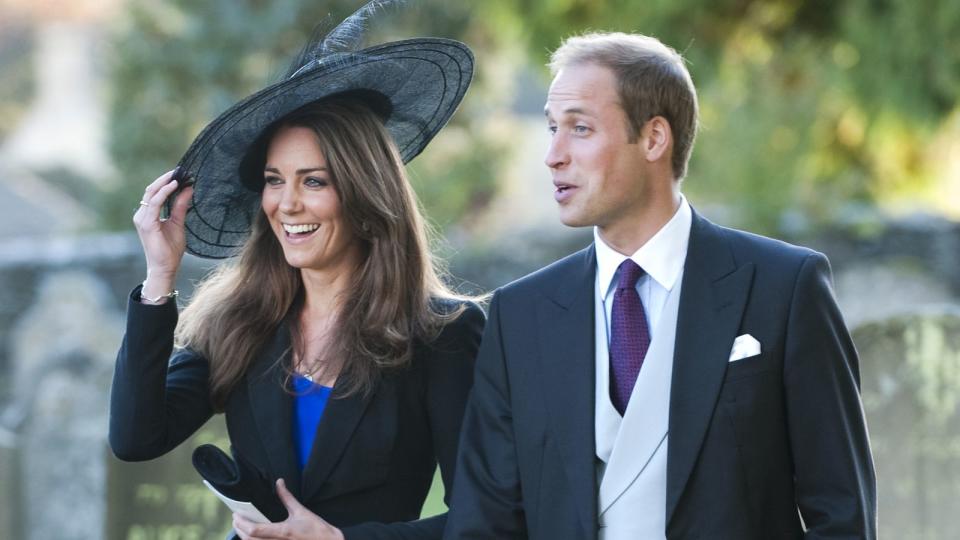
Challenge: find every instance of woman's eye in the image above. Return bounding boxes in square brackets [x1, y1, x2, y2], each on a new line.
[547, 125, 558, 135]
[264, 176, 283, 186]
[305, 177, 329, 187]
[574, 125, 590, 134]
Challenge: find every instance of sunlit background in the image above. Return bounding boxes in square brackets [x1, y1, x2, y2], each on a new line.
[0, 0, 958, 538]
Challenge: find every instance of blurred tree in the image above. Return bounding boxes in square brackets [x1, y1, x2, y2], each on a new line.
[106, 0, 959, 236]
[480, 0, 960, 233]
[103, 0, 500, 231]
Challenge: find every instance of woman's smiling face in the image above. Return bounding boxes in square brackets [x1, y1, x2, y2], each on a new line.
[260, 125, 360, 272]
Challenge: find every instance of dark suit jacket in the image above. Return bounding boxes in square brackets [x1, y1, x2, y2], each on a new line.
[110, 289, 484, 540]
[444, 211, 876, 539]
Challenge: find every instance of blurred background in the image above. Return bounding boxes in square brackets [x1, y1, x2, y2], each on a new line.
[0, 0, 957, 538]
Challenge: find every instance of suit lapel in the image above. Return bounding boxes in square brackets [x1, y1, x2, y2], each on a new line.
[666, 212, 754, 525]
[536, 246, 598, 533]
[299, 373, 376, 502]
[247, 326, 302, 496]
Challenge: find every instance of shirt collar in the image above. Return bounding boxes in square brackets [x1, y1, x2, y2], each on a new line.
[594, 194, 692, 297]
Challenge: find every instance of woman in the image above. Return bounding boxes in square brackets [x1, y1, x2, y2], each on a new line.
[109, 4, 482, 539]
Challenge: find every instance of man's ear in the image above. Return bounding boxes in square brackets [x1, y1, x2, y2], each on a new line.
[642, 116, 672, 163]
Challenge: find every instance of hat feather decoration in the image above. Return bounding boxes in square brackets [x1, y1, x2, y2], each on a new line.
[287, 0, 405, 77]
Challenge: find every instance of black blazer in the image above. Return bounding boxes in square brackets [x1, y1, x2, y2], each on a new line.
[444, 211, 876, 539]
[110, 289, 484, 540]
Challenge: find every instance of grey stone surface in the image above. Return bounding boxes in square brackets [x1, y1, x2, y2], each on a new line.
[0, 443, 22, 539]
[835, 263, 957, 328]
[855, 309, 960, 539]
[802, 213, 960, 297]
[12, 271, 123, 540]
[0, 233, 211, 540]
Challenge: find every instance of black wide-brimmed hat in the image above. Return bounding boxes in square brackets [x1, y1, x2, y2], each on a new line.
[173, 0, 474, 259]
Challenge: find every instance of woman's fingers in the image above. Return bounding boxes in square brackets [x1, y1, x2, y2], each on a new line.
[168, 184, 194, 225]
[132, 170, 189, 279]
[233, 513, 285, 540]
[275, 478, 308, 515]
[134, 170, 178, 225]
[141, 169, 177, 202]
[139, 179, 179, 224]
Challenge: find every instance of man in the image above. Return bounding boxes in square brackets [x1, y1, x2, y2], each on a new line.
[444, 32, 876, 539]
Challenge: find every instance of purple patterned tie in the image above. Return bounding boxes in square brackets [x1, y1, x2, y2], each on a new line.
[609, 259, 650, 416]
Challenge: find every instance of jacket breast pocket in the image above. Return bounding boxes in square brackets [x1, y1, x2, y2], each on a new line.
[719, 353, 777, 405]
[723, 353, 771, 381]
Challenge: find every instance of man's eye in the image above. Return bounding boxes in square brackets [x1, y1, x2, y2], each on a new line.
[574, 125, 590, 134]
[547, 125, 558, 135]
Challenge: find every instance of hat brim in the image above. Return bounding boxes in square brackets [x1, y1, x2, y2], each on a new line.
[176, 38, 474, 259]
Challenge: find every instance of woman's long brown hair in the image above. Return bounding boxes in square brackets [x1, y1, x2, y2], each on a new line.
[175, 97, 466, 411]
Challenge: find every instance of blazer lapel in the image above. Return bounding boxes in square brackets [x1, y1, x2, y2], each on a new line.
[666, 212, 755, 526]
[299, 374, 376, 502]
[247, 326, 303, 497]
[536, 245, 599, 533]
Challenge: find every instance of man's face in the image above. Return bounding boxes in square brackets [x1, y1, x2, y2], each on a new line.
[544, 62, 650, 230]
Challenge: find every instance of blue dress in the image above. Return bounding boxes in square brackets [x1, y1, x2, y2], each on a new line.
[291, 374, 333, 470]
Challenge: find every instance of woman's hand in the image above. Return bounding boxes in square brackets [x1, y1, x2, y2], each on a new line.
[233, 479, 344, 540]
[132, 169, 193, 297]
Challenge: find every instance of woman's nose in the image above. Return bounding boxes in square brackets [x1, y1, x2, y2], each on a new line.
[279, 185, 301, 213]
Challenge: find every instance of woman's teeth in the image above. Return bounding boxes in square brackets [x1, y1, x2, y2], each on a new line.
[283, 223, 320, 234]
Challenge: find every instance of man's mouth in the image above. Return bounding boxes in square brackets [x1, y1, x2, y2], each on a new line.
[554, 182, 577, 203]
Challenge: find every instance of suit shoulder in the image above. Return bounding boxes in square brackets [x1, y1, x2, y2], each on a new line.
[495, 245, 593, 299]
[717, 225, 825, 270]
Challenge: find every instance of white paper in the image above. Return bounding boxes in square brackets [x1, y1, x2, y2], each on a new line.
[203, 479, 271, 523]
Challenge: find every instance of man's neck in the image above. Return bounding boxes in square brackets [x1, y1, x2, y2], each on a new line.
[597, 191, 682, 256]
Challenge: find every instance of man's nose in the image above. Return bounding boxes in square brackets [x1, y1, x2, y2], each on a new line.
[544, 135, 569, 169]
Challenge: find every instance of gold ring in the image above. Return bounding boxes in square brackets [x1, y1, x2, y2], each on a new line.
[139, 200, 150, 207]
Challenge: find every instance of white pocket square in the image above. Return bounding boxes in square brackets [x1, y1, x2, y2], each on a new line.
[728, 334, 761, 362]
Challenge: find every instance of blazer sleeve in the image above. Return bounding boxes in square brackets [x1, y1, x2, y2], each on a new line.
[339, 301, 485, 540]
[444, 291, 528, 539]
[109, 286, 214, 461]
[783, 254, 878, 539]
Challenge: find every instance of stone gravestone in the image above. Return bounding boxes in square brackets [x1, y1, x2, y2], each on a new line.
[855, 308, 960, 539]
[9, 270, 124, 540]
[106, 419, 233, 540]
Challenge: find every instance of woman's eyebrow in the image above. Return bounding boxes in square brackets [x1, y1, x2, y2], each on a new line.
[264, 166, 328, 174]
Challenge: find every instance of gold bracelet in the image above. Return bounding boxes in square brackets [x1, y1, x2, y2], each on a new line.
[140, 281, 179, 304]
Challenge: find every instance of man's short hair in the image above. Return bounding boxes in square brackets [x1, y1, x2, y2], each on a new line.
[550, 32, 699, 180]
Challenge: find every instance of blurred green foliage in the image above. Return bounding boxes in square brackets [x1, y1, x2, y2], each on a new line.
[479, 0, 960, 233]
[104, 0, 959, 236]
[103, 0, 498, 231]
